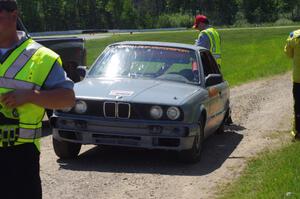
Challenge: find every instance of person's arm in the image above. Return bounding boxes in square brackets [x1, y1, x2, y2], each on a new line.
[0, 89, 75, 109]
[0, 61, 75, 109]
[284, 32, 294, 59]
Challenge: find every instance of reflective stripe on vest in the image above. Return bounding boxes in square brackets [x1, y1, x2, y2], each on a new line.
[0, 77, 41, 90]
[214, 54, 221, 59]
[4, 42, 42, 78]
[206, 31, 217, 53]
[0, 128, 42, 140]
[0, 127, 42, 148]
[19, 128, 42, 139]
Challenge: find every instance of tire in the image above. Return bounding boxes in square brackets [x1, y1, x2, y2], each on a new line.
[178, 119, 204, 164]
[215, 119, 225, 134]
[52, 137, 82, 159]
[225, 115, 233, 125]
[225, 107, 233, 125]
[216, 108, 230, 134]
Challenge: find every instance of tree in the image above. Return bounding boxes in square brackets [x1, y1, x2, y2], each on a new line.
[18, 0, 43, 32]
[242, 0, 280, 23]
[41, 0, 65, 31]
[105, 0, 123, 28]
[16, 0, 300, 32]
[120, 0, 138, 29]
[215, 0, 239, 25]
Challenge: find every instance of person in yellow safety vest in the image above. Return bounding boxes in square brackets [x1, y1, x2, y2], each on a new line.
[193, 15, 233, 124]
[0, 1, 75, 199]
[284, 29, 300, 140]
[193, 14, 222, 66]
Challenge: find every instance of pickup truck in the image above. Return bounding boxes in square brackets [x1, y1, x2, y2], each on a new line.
[18, 19, 87, 83]
[17, 19, 87, 119]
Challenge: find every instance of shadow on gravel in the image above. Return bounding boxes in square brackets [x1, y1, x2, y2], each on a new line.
[57, 124, 245, 176]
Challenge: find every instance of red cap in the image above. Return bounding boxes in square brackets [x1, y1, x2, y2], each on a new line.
[193, 15, 208, 29]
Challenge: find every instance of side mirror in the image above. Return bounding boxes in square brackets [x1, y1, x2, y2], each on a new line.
[76, 66, 87, 81]
[205, 74, 223, 87]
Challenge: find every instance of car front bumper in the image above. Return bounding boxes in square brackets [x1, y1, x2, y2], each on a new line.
[50, 114, 199, 151]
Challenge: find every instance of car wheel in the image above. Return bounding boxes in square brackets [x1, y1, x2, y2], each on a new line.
[178, 119, 204, 164]
[52, 137, 82, 159]
[216, 108, 231, 134]
[225, 107, 233, 125]
[215, 119, 225, 134]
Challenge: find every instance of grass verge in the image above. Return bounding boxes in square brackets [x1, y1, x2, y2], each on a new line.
[219, 138, 300, 199]
[86, 27, 296, 87]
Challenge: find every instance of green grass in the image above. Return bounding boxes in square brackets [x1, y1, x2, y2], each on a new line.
[221, 28, 294, 86]
[219, 141, 300, 199]
[86, 27, 296, 86]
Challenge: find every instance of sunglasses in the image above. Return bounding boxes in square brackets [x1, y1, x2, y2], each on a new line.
[0, 2, 17, 12]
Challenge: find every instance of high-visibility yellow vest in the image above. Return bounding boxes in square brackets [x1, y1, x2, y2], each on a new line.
[200, 27, 222, 65]
[0, 38, 61, 151]
[284, 29, 300, 83]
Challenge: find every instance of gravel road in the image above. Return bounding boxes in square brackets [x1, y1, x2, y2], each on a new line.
[41, 73, 293, 199]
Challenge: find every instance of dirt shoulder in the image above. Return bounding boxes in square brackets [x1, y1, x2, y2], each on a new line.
[41, 72, 293, 199]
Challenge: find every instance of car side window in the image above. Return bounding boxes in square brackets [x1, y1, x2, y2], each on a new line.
[207, 52, 221, 75]
[200, 51, 221, 76]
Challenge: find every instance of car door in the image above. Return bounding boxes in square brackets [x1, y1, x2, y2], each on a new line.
[200, 51, 227, 135]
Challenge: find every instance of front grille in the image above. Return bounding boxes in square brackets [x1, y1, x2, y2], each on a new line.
[103, 102, 131, 119]
[58, 100, 183, 121]
[103, 102, 116, 118]
[118, 103, 131, 118]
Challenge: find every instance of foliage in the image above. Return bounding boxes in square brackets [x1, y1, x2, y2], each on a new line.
[275, 17, 295, 26]
[242, 0, 280, 23]
[157, 13, 194, 28]
[17, 0, 300, 32]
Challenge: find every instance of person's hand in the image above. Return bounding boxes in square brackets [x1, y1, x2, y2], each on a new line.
[0, 90, 35, 108]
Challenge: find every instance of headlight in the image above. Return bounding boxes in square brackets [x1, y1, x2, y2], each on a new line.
[167, 107, 180, 120]
[74, 100, 87, 114]
[150, 106, 163, 119]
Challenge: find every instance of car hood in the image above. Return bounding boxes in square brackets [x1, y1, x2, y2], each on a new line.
[74, 78, 201, 105]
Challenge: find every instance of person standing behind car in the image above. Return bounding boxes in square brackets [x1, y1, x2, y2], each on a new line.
[285, 29, 300, 140]
[193, 15, 233, 124]
[0, 1, 75, 199]
[193, 14, 222, 66]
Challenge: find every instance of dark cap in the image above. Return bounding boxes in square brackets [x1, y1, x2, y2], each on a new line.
[0, 0, 17, 12]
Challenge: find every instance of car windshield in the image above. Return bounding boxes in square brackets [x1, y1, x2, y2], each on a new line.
[88, 45, 200, 84]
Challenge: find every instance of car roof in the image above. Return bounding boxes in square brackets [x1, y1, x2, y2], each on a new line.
[110, 41, 208, 52]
